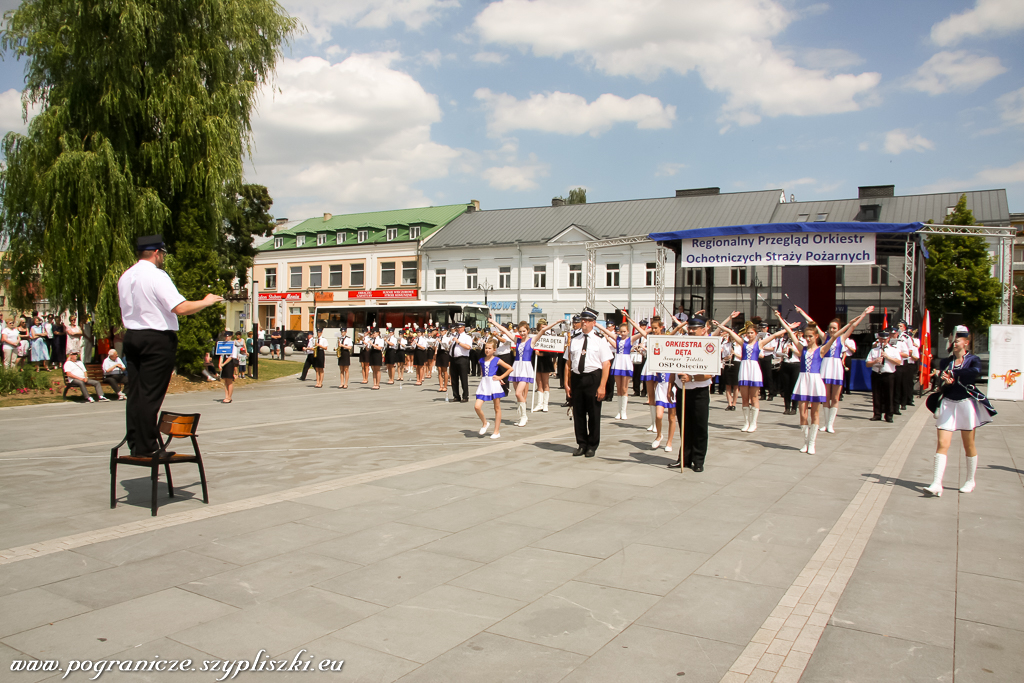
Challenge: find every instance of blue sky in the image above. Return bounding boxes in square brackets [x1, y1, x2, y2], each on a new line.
[0, 0, 1022, 220]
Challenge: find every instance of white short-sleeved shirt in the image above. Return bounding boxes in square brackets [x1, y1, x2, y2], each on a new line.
[118, 260, 186, 331]
[102, 357, 126, 373]
[2, 326, 19, 347]
[452, 331, 472, 357]
[64, 359, 88, 380]
[567, 330, 614, 374]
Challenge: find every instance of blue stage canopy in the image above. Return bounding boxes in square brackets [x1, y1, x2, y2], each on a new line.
[650, 222, 924, 242]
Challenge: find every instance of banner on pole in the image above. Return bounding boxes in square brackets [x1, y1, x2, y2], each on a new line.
[987, 324, 1024, 401]
[680, 232, 875, 267]
[647, 335, 722, 375]
[533, 333, 567, 353]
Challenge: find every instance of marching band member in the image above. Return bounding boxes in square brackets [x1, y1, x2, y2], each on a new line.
[368, 329, 384, 389]
[866, 329, 899, 422]
[449, 321, 473, 402]
[474, 337, 512, 439]
[336, 332, 352, 389]
[490, 318, 561, 426]
[674, 315, 714, 471]
[565, 307, 613, 458]
[312, 330, 328, 388]
[560, 314, 583, 405]
[358, 329, 370, 384]
[533, 318, 558, 412]
[385, 327, 400, 384]
[716, 316, 785, 433]
[651, 369, 676, 451]
[777, 330, 802, 416]
[414, 328, 429, 385]
[818, 308, 871, 432]
[436, 326, 453, 393]
[597, 321, 643, 421]
[628, 315, 663, 432]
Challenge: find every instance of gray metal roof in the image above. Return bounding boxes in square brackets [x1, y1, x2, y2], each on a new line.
[770, 190, 1010, 225]
[423, 190, 784, 250]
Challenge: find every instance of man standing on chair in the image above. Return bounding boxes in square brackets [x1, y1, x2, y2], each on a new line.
[565, 307, 613, 458]
[119, 235, 223, 455]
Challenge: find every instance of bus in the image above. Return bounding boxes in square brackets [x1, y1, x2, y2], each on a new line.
[312, 301, 489, 338]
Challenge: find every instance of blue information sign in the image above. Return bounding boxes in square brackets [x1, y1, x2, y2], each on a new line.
[215, 341, 235, 355]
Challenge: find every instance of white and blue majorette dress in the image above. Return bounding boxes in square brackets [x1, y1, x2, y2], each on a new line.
[934, 353, 994, 431]
[819, 338, 846, 386]
[791, 347, 827, 403]
[654, 372, 676, 409]
[476, 357, 506, 401]
[509, 338, 536, 384]
[611, 336, 634, 377]
[737, 341, 763, 387]
[640, 342, 657, 382]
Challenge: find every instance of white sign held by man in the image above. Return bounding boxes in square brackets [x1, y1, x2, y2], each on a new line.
[533, 333, 566, 354]
[647, 335, 722, 375]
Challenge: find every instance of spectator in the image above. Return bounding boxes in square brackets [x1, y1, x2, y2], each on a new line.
[2, 318, 20, 368]
[202, 350, 219, 382]
[219, 333, 239, 403]
[29, 316, 51, 371]
[270, 326, 283, 359]
[236, 332, 247, 378]
[64, 350, 109, 402]
[245, 331, 255, 378]
[101, 349, 128, 399]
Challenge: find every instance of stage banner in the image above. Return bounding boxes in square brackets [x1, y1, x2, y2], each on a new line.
[680, 232, 875, 267]
[987, 324, 1024, 401]
[647, 335, 722, 375]
[533, 333, 566, 354]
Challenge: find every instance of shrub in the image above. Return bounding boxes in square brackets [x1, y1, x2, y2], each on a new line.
[0, 366, 54, 395]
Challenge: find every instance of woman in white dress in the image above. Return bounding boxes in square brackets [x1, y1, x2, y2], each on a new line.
[715, 316, 786, 433]
[474, 338, 513, 439]
[489, 318, 560, 426]
[597, 320, 644, 421]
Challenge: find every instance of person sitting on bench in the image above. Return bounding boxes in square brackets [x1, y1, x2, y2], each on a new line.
[101, 349, 128, 399]
[64, 350, 109, 402]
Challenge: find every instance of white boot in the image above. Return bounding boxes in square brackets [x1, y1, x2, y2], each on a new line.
[959, 455, 977, 493]
[647, 405, 657, 432]
[818, 407, 830, 432]
[613, 395, 622, 420]
[807, 426, 818, 454]
[542, 391, 550, 412]
[826, 406, 838, 433]
[748, 407, 759, 433]
[740, 406, 751, 432]
[620, 395, 629, 420]
[925, 453, 946, 496]
[799, 425, 809, 453]
[531, 392, 540, 412]
[517, 402, 528, 427]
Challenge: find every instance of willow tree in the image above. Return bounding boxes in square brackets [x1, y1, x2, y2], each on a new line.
[0, 0, 296, 370]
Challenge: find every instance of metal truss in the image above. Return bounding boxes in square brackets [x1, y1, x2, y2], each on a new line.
[585, 234, 651, 309]
[655, 246, 667, 319]
[902, 237, 915, 325]
[916, 224, 1015, 238]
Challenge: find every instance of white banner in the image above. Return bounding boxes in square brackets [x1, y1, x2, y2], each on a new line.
[987, 325, 1024, 401]
[647, 335, 722, 375]
[681, 232, 875, 267]
[533, 333, 566, 353]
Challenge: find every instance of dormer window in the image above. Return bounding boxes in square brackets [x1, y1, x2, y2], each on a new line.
[386, 227, 398, 241]
[336, 232, 344, 244]
[357, 230, 368, 244]
[274, 237, 283, 248]
[410, 226, 421, 239]
[296, 235, 306, 246]
[316, 233, 326, 246]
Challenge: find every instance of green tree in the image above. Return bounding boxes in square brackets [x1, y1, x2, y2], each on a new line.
[553, 187, 587, 205]
[0, 0, 296, 371]
[924, 194, 1002, 330]
[220, 184, 276, 289]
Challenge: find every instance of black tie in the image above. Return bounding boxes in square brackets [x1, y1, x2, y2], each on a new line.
[578, 333, 588, 374]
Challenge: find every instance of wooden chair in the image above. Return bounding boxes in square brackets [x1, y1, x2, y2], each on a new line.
[109, 412, 209, 516]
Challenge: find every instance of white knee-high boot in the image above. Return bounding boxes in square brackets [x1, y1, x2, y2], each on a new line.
[620, 395, 629, 419]
[818, 407, 830, 432]
[826, 406, 838, 433]
[960, 456, 977, 493]
[740, 406, 751, 432]
[748, 407, 759, 432]
[807, 425, 818, 454]
[517, 402, 528, 426]
[542, 391, 550, 412]
[799, 425, 809, 452]
[925, 453, 946, 496]
[648, 405, 657, 432]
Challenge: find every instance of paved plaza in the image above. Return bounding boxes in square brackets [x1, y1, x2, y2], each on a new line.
[0, 366, 1021, 683]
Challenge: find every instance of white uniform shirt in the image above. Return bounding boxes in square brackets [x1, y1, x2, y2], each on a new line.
[567, 330, 614, 374]
[317, 336, 330, 351]
[867, 343, 899, 373]
[452, 331, 472, 357]
[117, 260, 186, 331]
[496, 334, 513, 356]
[843, 338, 856, 358]
[102, 357, 126, 374]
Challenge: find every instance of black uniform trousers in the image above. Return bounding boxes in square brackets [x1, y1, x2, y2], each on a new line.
[500, 353, 513, 395]
[903, 362, 916, 405]
[632, 362, 645, 395]
[677, 386, 710, 468]
[779, 362, 801, 411]
[123, 329, 177, 456]
[758, 357, 775, 399]
[300, 351, 315, 380]
[872, 371, 895, 418]
[571, 369, 603, 451]
[450, 356, 470, 400]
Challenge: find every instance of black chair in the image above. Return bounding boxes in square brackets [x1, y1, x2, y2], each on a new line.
[110, 412, 209, 516]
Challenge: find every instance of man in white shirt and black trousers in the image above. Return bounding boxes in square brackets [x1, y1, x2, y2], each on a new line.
[565, 307, 614, 458]
[673, 315, 713, 472]
[118, 235, 223, 456]
[449, 320, 473, 402]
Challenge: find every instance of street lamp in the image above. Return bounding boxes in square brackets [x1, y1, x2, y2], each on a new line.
[477, 280, 494, 305]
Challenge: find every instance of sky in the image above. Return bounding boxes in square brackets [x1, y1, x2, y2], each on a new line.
[0, 0, 1022, 221]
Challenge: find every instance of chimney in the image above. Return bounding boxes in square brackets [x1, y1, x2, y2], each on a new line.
[323, 212, 332, 221]
[471, 199, 480, 211]
[552, 198, 565, 207]
[675, 187, 720, 198]
[858, 185, 894, 199]
[275, 217, 288, 225]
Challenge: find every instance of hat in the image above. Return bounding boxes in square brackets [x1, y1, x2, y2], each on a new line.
[759, 321, 769, 328]
[579, 307, 599, 321]
[571, 314, 581, 324]
[136, 235, 166, 252]
[953, 325, 969, 339]
[455, 320, 466, 327]
[688, 315, 708, 327]
[639, 319, 649, 327]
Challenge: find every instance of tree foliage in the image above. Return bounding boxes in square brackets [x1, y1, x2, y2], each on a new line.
[553, 187, 587, 205]
[0, 0, 296, 369]
[924, 195, 1002, 330]
[220, 184, 275, 289]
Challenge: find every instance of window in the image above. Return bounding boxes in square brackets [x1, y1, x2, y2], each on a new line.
[402, 261, 417, 286]
[386, 227, 398, 241]
[946, 206, 956, 216]
[289, 266, 302, 289]
[645, 262, 657, 286]
[309, 265, 322, 288]
[835, 266, 845, 286]
[815, 213, 828, 222]
[296, 235, 306, 246]
[435, 268, 446, 290]
[336, 232, 345, 245]
[686, 269, 703, 287]
[329, 264, 343, 288]
[264, 268, 277, 290]
[357, 230, 367, 244]
[274, 237, 283, 248]
[499, 266, 511, 289]
[466, 267, 478, 290]
[605, 263, 619, 287]
[731, 267, 746, 286]
[316, 233, 326, 246]
[568, 264, 582, 288]
[410, 226, 421, 239]
[381, 261, 396, 286]
[533, 265, 547, 288]
[870, 264, 888, 285]
[350, 263, 364, 287]
[797, 213, 810, 222]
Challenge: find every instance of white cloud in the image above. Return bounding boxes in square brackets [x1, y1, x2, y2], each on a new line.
[473, 51, 507, 64]
[0, 89, 40, 138]
[883, 129, 935, 155]
[282, 0, 459, 42]
[916, 160, 1024, 194]
[419, 49, 443, 67]
[481, 163, 549, 191]
[996, 87, 1024, 128]
[474, 0, 880, 127]
[858, 141, 870, 151]
[906, 50, 1006, 95]
[474, 88, 676, 137]
[655, 162, 685, 177]
[248, 53, 460, 217]
[930, 0, 1024, 46]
